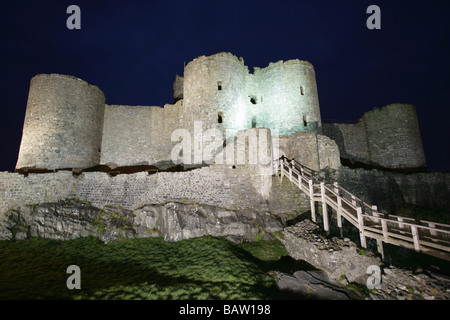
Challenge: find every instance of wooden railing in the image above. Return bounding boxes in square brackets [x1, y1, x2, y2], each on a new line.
[276, 157, 450, 261]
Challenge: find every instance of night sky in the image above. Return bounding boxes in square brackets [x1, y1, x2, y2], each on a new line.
[1, 0, 449, 172]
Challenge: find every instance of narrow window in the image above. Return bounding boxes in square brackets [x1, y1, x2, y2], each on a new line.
[251, 116, 257, 128]
[303, 115, 307, 126]
[300, 86, 304, 95]
[218, 112, 223, 124]
[217, 81, 222, 91]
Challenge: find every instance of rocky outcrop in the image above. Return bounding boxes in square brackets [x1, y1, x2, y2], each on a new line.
[280, 219, 382, 285]
[133, 202, 283, 242]
[277, 270, 362, 300]
[0, 198, 284, 243]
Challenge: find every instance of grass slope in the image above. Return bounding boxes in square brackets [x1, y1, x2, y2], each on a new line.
[0, 236, 308, 300]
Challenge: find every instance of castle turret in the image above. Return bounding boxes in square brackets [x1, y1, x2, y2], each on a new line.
[182, 53, 322, 138]
[253, 60, 321, 135]
[183, 52, 249, 135]
[15, 74, 105, 171]
[362, 103, 427, 170]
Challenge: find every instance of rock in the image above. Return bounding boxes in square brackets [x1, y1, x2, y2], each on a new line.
[423, 293, 435, 300]
[384, 268, 393, 276]
[134, 202, 283, 242]
[397, 284, 407, 291]
[280, 219, 382, 284]
[369, 292, 380, 300]
[15, 230, 28, 240]
[277, 270, 361, 300]
[0, 199, 284, 243]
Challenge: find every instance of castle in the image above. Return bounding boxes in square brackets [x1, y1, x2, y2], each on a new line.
[2, 52, 446, 242]
[2, 52, 450, 287]
[15, 52, 426, 175]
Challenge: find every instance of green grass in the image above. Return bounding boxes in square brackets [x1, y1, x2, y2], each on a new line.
[0, 236, 301, 300]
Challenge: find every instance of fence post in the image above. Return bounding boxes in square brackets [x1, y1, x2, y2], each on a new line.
[357, 207, 367, 248]
[377, 239, 385, 260]
[411, 226, 420, 252]
[309, 179, 316, 222]
[371, 205, 379, 223]
[298, 172, 302, 189]
[289, 164, 292, 181]
[428, 222, 437, 236]
[280, 162, 284, 183]
[397, 217, 405, 230]
[333, 182, 343, 236]
[351, 195, 356, 207]
[320, 182, 329, 235]
[381, 217, 388, 242]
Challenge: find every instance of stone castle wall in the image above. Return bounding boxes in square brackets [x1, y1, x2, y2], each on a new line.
[363, 104, 426, 170]
[323, 104, 427, 171]
[183, 53, 248, 135]
[0, 164, 308, 219]
[15, 54, 426, 174]
[100, 102, 184, 168]
[16, 74, 105, 170]
[9, 53, 436, 228]
[253, 60, 321, 135]
[286, 132, 341, 171]
[182, 53, 322, 137]
[321, 120, 369, 164]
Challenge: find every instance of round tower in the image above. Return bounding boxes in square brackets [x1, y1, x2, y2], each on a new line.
[362, 103, 427, 170]
[183, 52, 249, 135]
[16, 74, 105, 171]
[254, 60, 321, 135]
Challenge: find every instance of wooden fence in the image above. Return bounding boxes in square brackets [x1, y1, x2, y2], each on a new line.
[277, 157, 450, 261]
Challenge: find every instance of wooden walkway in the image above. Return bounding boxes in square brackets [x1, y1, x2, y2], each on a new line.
[276, 157, 450, 261]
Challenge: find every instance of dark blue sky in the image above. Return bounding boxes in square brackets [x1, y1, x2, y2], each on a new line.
[1, 0, 449, 172]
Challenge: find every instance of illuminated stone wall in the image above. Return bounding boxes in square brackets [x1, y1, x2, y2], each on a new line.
[321, 120, 369, 164]
[0, 165, 307, 218]
[363, 104, 426, 170]
[15, 53, 324, 171]
[253, 60, 321, 135]
[182, 53, 322, 137]
[183, 52, 249, 136]
[16, 74, 105, 170]
[14, 53, 425, 175]
[322, 104, 427, 171]
[100, 102, 184, 168]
